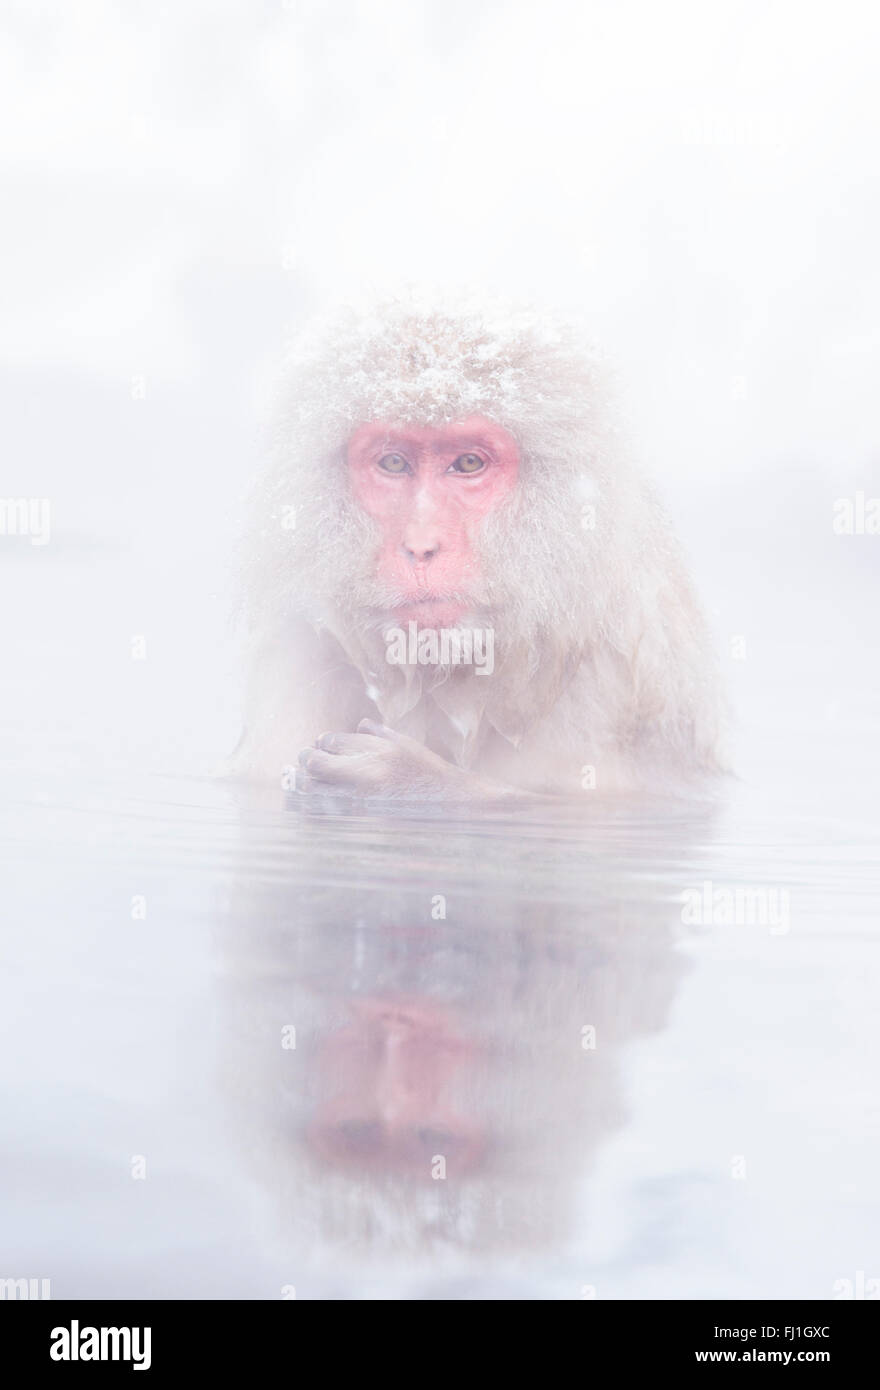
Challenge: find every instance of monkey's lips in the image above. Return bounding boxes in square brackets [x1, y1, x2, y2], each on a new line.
[385, 594, 473, 626]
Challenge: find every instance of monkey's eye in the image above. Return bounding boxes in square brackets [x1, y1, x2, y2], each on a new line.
[377, 453, 410, 474]
[450, 453, 486, 474]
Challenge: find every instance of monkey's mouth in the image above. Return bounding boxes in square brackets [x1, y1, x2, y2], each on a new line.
[386, 596, 475, 626]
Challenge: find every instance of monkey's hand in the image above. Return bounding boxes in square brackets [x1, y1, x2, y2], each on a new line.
[293, 719, 518, 803]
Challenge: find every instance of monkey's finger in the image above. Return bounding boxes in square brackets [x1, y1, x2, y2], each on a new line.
[315, 731, 380, 754]
[298, 748, 340, 779]
[357, 719, 429, 756]
[300, 747, 384, 787]
[297, 746, 346, 776]
[356, 718, 399, 740]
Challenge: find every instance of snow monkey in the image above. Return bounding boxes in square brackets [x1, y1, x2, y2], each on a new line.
[234, 292, 722, 800]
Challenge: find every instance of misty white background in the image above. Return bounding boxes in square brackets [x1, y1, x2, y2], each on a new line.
[1, 0, 878, 790]
[1, 1, 879, 1302]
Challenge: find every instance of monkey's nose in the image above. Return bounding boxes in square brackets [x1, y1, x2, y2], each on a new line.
[403, 542, 438, 562]
[401, 523, 441, 562]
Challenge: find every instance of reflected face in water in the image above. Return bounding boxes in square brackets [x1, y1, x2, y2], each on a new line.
[306, 995, 487, 1177]
[218, 799, 706, 1266]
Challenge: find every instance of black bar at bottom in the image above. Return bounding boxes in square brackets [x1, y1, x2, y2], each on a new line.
[1, 1299, 876, 1373]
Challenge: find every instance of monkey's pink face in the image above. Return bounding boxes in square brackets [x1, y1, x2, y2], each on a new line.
[306, 996, 486, 1177]
[347, 415, 519, 626]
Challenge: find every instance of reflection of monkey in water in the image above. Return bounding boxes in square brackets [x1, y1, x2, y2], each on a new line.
[217, 819, 694, 1278]
[234, 292, 723, 800]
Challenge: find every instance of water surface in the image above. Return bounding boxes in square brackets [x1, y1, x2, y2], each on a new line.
[2, 745, 877, 1300]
